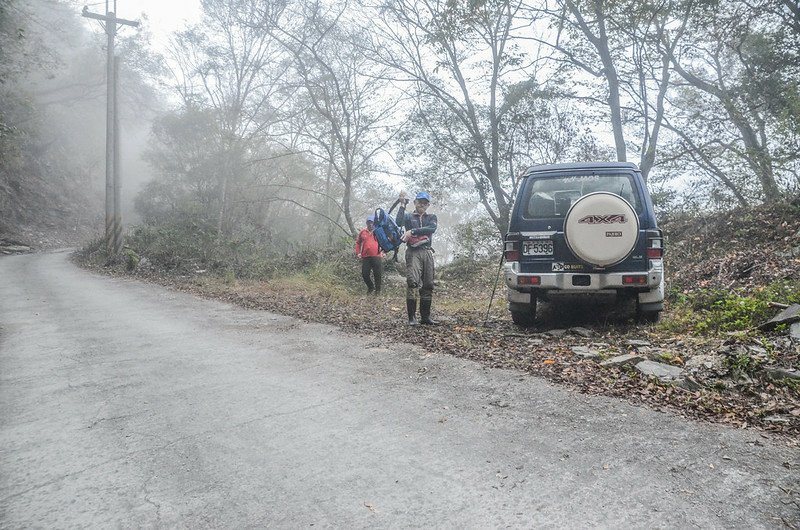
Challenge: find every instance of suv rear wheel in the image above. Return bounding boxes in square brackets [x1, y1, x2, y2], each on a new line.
[510, 297, 537, 327]
[637, 311, 661, 324]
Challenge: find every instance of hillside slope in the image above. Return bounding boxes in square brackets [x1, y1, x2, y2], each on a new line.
[663, 196, 800, 293]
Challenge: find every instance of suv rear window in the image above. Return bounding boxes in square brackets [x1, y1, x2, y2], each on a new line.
[522, 173, 641, 219]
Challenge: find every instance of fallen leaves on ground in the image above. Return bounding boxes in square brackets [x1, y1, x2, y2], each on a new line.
[97, 265, 798, 444]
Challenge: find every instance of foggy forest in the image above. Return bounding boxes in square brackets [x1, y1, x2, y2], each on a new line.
[1, 0, 798, 264]
[2, 2, 800, 515]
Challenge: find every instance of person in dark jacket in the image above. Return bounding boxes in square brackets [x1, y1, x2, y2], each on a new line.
[396, 191, 438, 325]
[355, 215, 383, 294]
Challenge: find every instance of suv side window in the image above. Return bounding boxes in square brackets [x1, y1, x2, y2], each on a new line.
[523, 173, 641, 219]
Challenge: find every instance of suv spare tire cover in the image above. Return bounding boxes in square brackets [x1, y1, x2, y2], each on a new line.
[564, 192, 639, 267]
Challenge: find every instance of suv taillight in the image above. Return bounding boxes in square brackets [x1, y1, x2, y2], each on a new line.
[504, 234, 521, 262]
[646, 229, 663, 259]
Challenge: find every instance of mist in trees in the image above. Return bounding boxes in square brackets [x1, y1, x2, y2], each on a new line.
[1, 0, 797, 258]
[0, 0, 159, 241]
[661, 0, 799, 207]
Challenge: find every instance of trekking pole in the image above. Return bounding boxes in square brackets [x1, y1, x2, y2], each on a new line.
[483, 179, 521, 327]
[483, 250, 506, 327]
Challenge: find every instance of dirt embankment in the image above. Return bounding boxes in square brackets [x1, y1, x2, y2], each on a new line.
[1, 219, 101, 254]
[662, 197, 800, 292]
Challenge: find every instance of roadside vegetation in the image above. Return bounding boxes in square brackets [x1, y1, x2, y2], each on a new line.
[77, 194, 800, 441]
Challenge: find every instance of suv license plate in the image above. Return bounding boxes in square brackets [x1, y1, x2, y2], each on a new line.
[523, 240, 553, 256]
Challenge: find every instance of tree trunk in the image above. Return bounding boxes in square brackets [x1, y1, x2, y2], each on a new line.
[593, 1, 626, 162]
[217, 172, 228, 238]
[669, 58, 782, 202]
[639, 55, 671, 182]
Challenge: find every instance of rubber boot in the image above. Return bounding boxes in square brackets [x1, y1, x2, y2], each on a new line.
[420, 299, 437, 325]
[406, 299, 418, 326]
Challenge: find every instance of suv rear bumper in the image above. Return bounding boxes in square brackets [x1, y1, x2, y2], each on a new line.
[504, 259, 664, 304]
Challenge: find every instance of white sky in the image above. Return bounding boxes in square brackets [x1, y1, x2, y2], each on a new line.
[83, 0, 202, 46]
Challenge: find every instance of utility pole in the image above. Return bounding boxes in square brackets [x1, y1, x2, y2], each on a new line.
[81, 5, 138, 256]
[113, 59, 122, 255]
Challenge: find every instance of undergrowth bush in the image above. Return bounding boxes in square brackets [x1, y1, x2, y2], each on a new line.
[299, 247, 363, 293]
[127, 222, 218, 274]
[272, 259, 360, 298]
[73, 236, 107, 265]
[664, 280, 800, 334]
[438, 255, 500, 289]
[119, 222, 362, 289]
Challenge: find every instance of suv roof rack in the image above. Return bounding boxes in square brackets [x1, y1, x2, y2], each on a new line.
[524, 162, 640, 173]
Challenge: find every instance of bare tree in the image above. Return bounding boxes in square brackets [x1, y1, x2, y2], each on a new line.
[662, 0, 798, 202]
[260, 0, 404, 238]
[546, 0, 628, 162]
[524, 0, 693, 181]
[363, 0, 557, 235]
[163, 0, 286, 236]
[622, 1, 692, 181]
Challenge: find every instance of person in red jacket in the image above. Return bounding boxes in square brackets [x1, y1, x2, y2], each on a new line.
[355, 216, 384, 294]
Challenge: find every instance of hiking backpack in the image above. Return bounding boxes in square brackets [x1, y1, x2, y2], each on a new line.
[372, 207, 403, 256]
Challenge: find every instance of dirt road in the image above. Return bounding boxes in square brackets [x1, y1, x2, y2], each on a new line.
[1, 251, 797, 527]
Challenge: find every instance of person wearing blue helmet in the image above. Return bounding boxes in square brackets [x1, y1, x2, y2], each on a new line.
[355, 215, 383, 294]
[396, 191, 438, 325]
